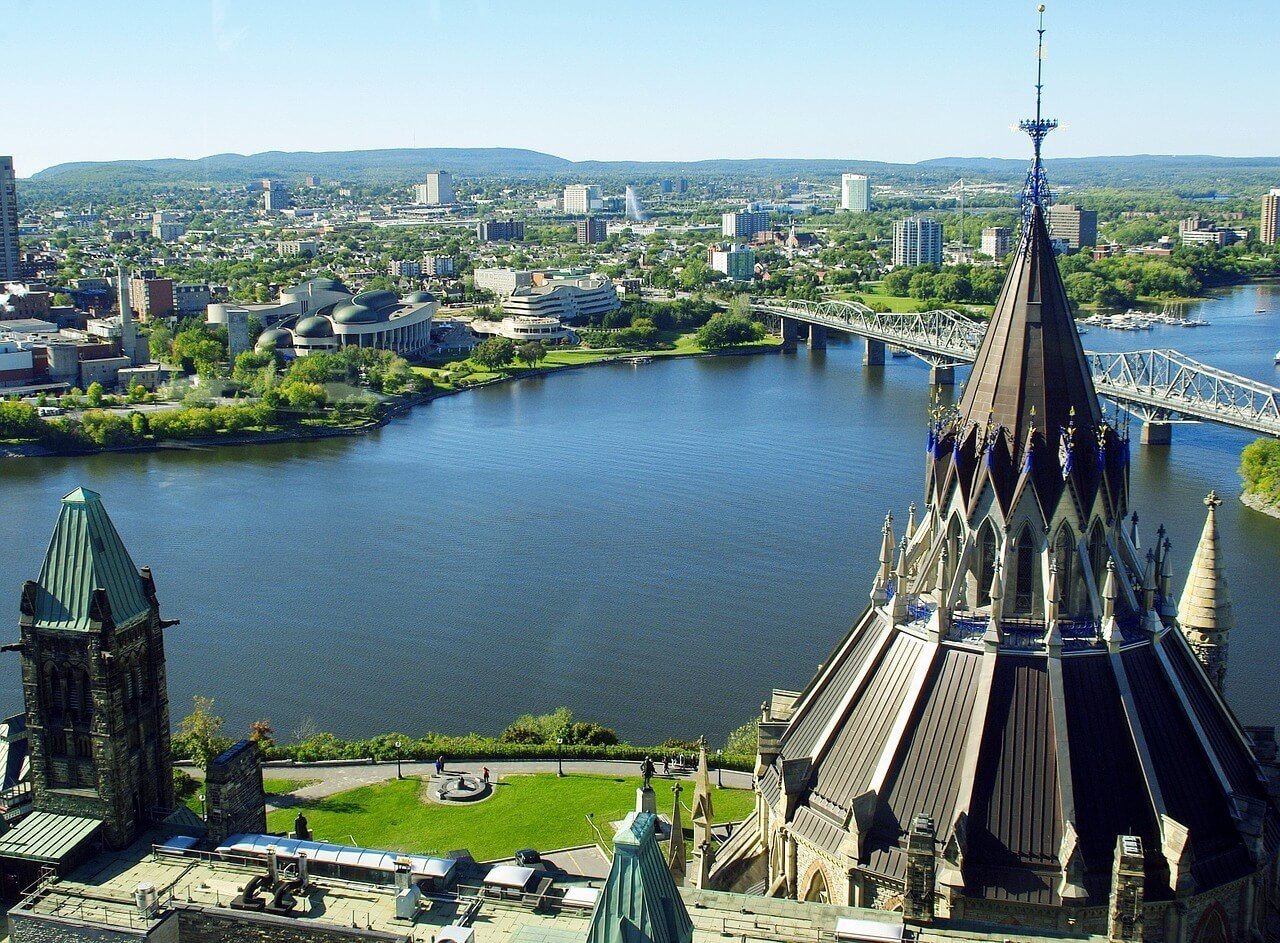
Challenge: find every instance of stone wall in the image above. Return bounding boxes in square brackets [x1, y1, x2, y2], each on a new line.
[204, 740, 266, 845]
[8, 911, 150, 942]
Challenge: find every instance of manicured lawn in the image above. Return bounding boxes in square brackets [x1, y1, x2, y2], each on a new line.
[264, 777, 319, 796]
[265, 773, 754, 861]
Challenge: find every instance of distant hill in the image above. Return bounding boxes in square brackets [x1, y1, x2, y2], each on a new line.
[25, 148, 1280, 192]
[29, 148, 574, 188]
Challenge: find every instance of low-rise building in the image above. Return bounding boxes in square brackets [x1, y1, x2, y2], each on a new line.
[173, 283, 211, 316]
[470, 315, 573, 343]
[0, 338, 34, 387]
[278, 239, 318, 257]
[504, 274, 620, 322]
[423, 255, 455, 277]
[388, 259, 422, 278]
[474, 268, 535, 295]
[256, 286, 436, 358]
[129, 275, 174, 320]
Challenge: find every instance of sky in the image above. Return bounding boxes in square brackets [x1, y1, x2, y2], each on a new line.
[4, 0, 1277, 176]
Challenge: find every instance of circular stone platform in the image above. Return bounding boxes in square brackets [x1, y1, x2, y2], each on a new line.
[430, 774, 491, 804]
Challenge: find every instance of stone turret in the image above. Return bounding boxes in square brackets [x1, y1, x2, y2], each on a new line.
[1179, 491, 1232, 693]
[1107, 835, 1145, 942]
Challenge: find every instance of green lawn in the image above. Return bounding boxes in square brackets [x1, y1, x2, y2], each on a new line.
[265, 773, 754, 861]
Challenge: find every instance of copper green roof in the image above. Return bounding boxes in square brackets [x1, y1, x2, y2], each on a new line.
[586, 812, 693, 943]
[0, 811, 101, 863]
[32, 488, 150, 632]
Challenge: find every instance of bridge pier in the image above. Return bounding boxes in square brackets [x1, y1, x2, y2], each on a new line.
[780, 317, 798, 351]
[808, 325, 827, 350]
[930, 366, 956, 386]
[863, 338, 885, 366]
[1140, 420, 1172, 446]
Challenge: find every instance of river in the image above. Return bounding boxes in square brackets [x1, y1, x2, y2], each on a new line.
[2, 282, 1278, 745]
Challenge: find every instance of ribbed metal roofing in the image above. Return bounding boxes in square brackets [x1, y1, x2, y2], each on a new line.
[586, 812, 693, 943]
[0, 811, 100, 863]
[31, 488, 150, 632]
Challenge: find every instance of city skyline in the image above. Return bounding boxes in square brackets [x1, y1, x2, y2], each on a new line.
[4, 0, 1278, 176]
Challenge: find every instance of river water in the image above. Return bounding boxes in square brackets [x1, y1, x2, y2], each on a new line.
[2, 283, 1278, 745]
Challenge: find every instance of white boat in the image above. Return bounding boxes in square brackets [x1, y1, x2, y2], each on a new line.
[1182, 318, 1209, 327]
[1275, 349, 1280, 364]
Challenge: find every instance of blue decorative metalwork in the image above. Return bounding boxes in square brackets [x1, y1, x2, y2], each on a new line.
[1019, 4, 1057, 222]
[947, 614, 990, 646]
[906, 595, 935, 624]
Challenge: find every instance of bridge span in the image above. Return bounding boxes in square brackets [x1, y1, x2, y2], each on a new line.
[754, 299, 1280, 443]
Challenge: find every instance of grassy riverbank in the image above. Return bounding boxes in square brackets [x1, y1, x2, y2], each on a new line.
[264, 773, 753, 860]
[413, 330, 780, 390]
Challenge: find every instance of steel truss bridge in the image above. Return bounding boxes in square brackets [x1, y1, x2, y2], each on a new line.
[755, 299, 1280, 439]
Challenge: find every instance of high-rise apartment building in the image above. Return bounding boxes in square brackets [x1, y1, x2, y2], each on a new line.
[1046, 203, 1098, 250]
[262, 188, 291, 213]
[477, 220, 525, 242]
[840, 173, 870, 212]
[722, 209, 770, 239]
[709, 244, 755, 281]
[563, 184, 603, 214]
[1261, 188, 1280, 245]
[0, 156, 19, 283]
[981, 226, 1012, 259]
[893, 216, 943, 267]
[414, 171, 455, 206]
[576, 217, 607, 245]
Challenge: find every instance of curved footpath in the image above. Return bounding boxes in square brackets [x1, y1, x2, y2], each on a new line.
[178, 756, 755, 810]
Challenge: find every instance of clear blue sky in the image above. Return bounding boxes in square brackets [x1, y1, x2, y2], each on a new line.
[4, 0, 1275, 175]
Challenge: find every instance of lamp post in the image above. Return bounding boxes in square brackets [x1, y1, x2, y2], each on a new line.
[198, 793, 206, 818]
[556, 738, 564, 777]
[716, 750, 723, 788]
[395, 739, 403, 780]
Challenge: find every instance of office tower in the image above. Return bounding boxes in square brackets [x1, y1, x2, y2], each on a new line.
[415, 171, 455, 206]
[563, 184, 603, 214]
[893, 216, 943, 266]
[840, 173, 870, 212]
[0, 157, 18, 283]
[1046, 203, 1098, 250]
[981, 226, 1013, 259]
[1261, 188, 1280, 245]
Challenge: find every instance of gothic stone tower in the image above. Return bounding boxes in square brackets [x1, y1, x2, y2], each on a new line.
[17, 488, 174, 849]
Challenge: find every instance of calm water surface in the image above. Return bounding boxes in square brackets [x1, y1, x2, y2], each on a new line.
[2, 283, 1278, 743]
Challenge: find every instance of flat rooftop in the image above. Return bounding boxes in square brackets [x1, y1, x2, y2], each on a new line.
[11, 841, 1106, 943]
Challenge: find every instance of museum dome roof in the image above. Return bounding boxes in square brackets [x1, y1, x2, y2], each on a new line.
[332, 302, 379, 324]
[294, 315, 335, 338]
[255, 327, 293, 350]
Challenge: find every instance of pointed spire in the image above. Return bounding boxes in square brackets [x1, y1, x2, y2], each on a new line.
[1159, 537, 1176, 618]
[891, 536, 909, 624]
[985, 560, 1005, 647]
[872, 511, 895, 604]
[668, 782, 686, 885]
[1045, 559, 1060, 625]
[1179, 491, 1233, 693]
[906, 502, 918, 543]
[32, 488, 152, 632]
[1101, 559, 1122, 651]
[1129, 511, 1140, 551]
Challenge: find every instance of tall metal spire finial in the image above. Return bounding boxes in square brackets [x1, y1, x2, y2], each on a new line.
[1019, 4, 1058, 219]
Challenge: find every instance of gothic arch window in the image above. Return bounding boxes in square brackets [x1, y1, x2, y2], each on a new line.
[1191, 905, 1229, 943]
[125, 664, 136, 703]
[1014, 527, 1036, 613]
[1088, 521, 1107, 593]
[977, 523, 998, 607]
[802, 866, 830, 903]
[945, 514, 964, 600]
[1054, 525, 1077, 614]
[43, 663, 60, 715]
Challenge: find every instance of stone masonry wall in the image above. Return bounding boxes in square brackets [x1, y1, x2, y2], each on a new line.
[173, 905, 409, 942]
[204, 740, 266, 845]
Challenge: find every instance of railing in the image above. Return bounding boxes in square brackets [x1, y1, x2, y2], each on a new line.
[763, 301, 1280, 437]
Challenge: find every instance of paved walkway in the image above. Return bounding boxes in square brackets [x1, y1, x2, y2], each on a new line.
[178, 757, 754, 810]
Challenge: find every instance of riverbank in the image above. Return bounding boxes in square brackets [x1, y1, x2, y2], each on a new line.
[1240, 491, 1280, 520]
[1, 337, 781, 460]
